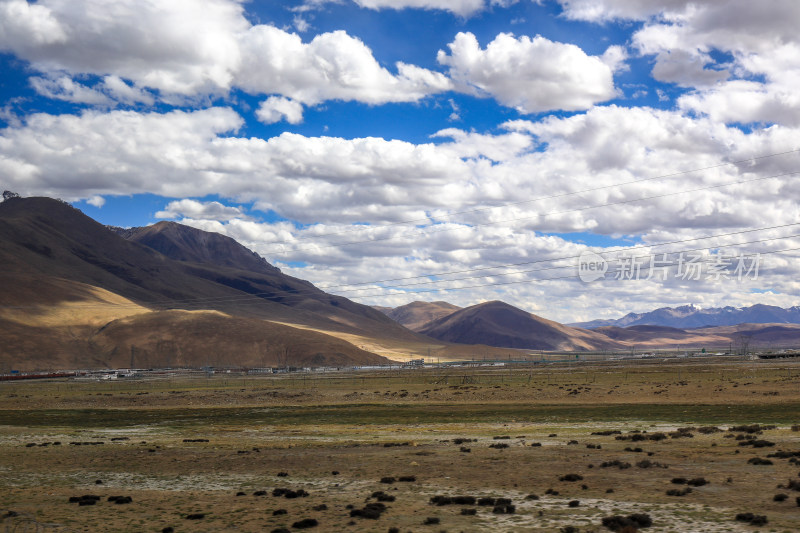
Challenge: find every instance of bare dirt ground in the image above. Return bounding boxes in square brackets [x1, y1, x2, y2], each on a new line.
[1, 357, 799, 532]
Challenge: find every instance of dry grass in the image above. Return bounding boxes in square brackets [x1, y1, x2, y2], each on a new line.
[1, 359, 799, 532]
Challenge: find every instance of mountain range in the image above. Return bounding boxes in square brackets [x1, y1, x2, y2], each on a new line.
[0, 196, 416, 370]
[570, 304, 800, 329]
[3, 196, 799, 372]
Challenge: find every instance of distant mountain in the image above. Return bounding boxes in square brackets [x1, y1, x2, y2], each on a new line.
[571, 304, 800, 329]
[0, 196, 420, 370]
[380, 301, 462, 331]
[418, 300, 626, 351]
[596, 323, 800, 350]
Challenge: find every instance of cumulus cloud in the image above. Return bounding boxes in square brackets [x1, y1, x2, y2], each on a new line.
[156, 199, 249, 221]
[585, 0, 800, 126]
[3, 104, 798, 237]
[354, 0, 485, 17]
[557, 0, 692, 22]
[0, 0, 451, 108]
[0, 0, 247, 96]
[256, 97, 304, 125]
[437, 32, 619, 114]
[297, 0, 512, 17]
[29, 75, 112, 106]
[238, 27, 451, 106]
[86, 195, 104, 208]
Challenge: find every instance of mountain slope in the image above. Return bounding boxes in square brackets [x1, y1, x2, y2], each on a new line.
[419, 300, 626, 351]
[0, 196, 412, 369]
[112, 221, 280, 275]
[572, 304, 800, 329]
[382, 301, 461, 331]
[0, 197, 418, 339]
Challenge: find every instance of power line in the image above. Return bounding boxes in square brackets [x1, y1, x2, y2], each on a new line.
[261, 147, 800, 248]
[342, 245, 800, 301]
[332, 232, 800, 295]
[265, 169, 799, 255]
[6, 227, 797, 310]
[314, 222, 800, 291]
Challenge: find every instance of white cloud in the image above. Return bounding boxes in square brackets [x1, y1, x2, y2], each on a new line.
[256, 97, 304, 125]
[101, 76, 155, 106]
[297, 0, 512, 17]
[3, 104, 799, 240]
[293, 15, 311, 33]
[0, 0, 66, 48]
[618, 1, 800, 126]
[86, 194, 104, 208]
[354, 0, 485, 17]
[0, 0, 247, 97]
[30, 75, 113, 106]
[678, 80, 800, 127]
[556, 0, 692, 22]
[238, 27, 451, 106]
[437, 32, 619, 114]
[0, 0, 451, 108]
[156, 199, 248, 222]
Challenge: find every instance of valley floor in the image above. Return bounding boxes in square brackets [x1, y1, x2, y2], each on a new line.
[1, 359, 799, 532]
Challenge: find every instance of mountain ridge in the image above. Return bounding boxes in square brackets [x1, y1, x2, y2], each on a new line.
[418, 300, 627, 351]
[571, 304, 800, 329]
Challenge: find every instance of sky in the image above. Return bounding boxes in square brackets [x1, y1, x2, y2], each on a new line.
[1, 0, 800, 323]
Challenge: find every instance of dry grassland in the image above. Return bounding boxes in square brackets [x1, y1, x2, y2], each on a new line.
[1, 357, 799, 532]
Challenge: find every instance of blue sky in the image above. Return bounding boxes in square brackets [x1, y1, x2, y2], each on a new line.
[1, 0, 799, 322]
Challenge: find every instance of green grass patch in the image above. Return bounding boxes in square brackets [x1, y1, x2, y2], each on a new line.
[1, 402, 798, 429]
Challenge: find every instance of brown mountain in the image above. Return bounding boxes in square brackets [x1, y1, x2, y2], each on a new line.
[418, 300, 626, 351]
[596, 323, 800, 350]
[382, 301, 461, 331]
[111, 221, 281, 275]
[0, 196, 413, 370]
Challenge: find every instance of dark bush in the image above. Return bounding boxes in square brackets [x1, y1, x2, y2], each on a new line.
[489, 443, 509, 449]
[380, 477, 396, 484]
[636, 459, 667, 469]
[601, 513, 652, 531]
[600, 460, 631, 469]
[666, 488, 692, 496]
[747, 457, 773, 465]
[423, 517, 440, 525]
[350, 503, 387, 519]
[774, 493, 788, 502]
[735, 513, 767, 526]
[687, 477, 708, 487]
[560, 474, 584, 482]
[460, 508, 476, 515]
[568, 500, 580, 507]
[492, 504, 515, 514]
[430, 495, 452, 506]
[272, 509, 287, 516]
[398, 476, 416, 482]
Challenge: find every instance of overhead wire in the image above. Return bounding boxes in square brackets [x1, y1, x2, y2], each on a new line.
[5, 225, 798, 310]
[261, 147, 800, 248]
[265, 168, 799, 255]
